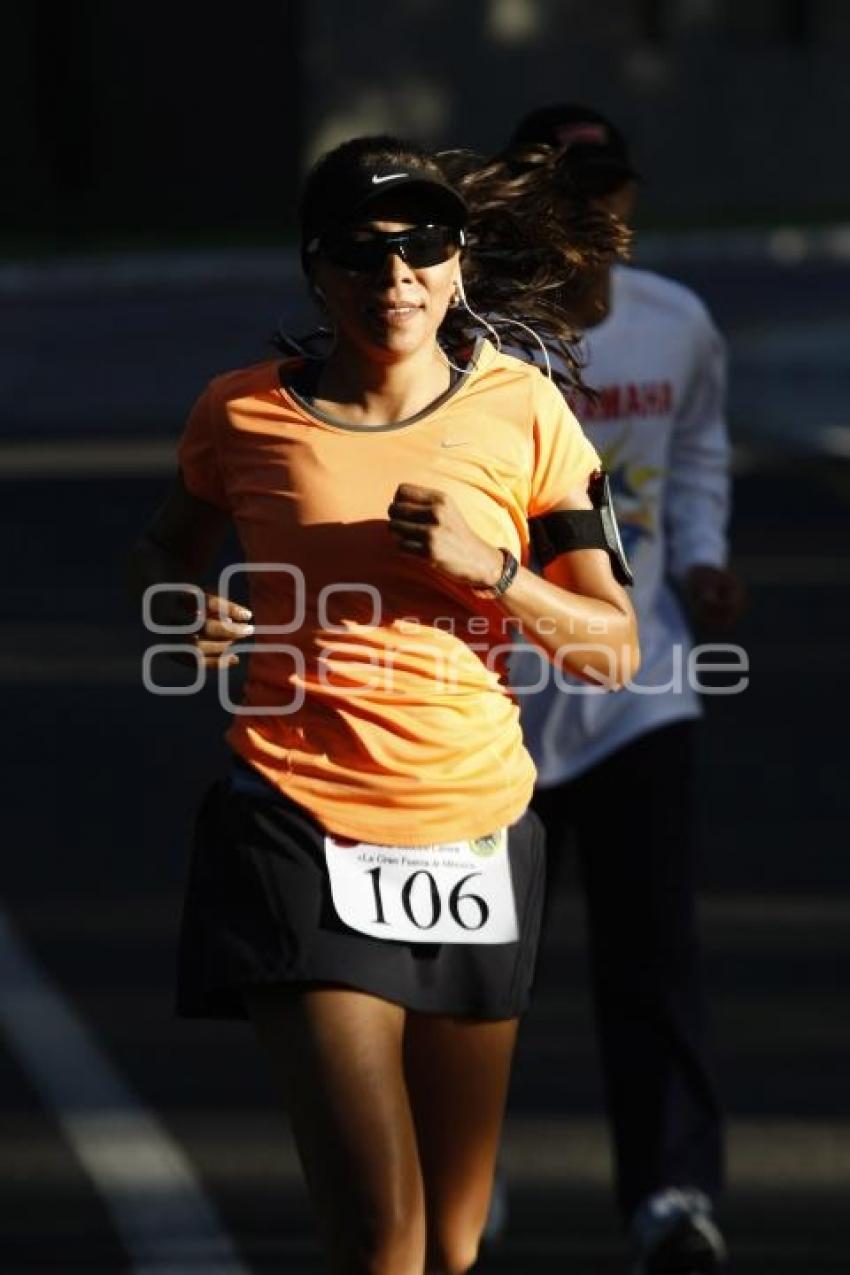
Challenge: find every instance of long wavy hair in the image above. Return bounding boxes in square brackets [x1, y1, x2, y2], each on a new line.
[275, 134, 630, 392]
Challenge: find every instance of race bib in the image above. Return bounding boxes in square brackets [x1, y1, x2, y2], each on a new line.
[324, 829, 518, 944]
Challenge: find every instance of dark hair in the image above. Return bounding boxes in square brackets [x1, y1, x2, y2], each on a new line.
[439, 142, 630, 386]
[275, 134, 630, 391]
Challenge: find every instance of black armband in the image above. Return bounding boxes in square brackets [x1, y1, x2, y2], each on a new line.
[529, 470, 634, 586]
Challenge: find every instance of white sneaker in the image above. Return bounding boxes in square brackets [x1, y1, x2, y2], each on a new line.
[631, 1187, 727, 1274]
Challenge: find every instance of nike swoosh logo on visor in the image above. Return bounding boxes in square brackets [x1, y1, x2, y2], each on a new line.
[371, 173, 407, 184]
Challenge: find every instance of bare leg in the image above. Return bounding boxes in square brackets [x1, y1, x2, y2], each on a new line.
[246, 984, 427, 1275]
[404, 1014, 519, 1274]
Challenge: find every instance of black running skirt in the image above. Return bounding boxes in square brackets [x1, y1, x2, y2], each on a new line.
[176, 761, 546, 1021]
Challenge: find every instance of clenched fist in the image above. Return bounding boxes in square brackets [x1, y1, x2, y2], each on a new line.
[387, 484, 504, 590]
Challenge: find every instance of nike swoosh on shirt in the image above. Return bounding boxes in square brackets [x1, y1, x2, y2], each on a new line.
[440, 439, 469, 448]
[371, 173, 407, 184]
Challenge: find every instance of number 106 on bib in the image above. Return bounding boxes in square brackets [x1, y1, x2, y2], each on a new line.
[324, 832, 518, 944]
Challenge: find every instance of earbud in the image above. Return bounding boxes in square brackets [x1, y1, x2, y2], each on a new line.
[452, 273, 552, 378]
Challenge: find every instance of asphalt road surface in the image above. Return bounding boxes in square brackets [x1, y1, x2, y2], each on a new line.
[1, 254, 849, 1273]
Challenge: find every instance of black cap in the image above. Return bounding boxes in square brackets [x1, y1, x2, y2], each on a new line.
[512, 103, 639, 187]
[301, 153, 468, 263]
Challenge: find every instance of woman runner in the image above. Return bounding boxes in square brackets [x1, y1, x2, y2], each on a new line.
[130, 135, 638, 1275]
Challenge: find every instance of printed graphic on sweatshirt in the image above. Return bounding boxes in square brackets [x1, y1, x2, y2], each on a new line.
[567, 380, 674, 423]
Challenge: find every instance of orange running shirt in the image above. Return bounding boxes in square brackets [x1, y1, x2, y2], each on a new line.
[177, 338, 599, 844]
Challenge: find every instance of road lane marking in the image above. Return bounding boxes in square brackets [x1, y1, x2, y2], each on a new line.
[0, 250, 300, 297]
[0, 906, 251, 1273]
[0, 439, 175, 476]
[735, 555, 850, 585]
[0, 229, 848, 301]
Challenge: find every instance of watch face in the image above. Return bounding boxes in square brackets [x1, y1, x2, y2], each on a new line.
[494, 551, 519, 596]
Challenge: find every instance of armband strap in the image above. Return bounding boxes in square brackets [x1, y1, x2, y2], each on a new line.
[529, 469, 634, 586]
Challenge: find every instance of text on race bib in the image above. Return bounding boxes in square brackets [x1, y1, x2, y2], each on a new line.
[324, 829, 518, 945]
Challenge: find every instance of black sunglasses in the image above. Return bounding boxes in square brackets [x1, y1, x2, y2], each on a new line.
[308, 224, 465, 273]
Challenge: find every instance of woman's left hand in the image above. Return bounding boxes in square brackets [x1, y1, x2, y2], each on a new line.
[388, 484, 503, 589]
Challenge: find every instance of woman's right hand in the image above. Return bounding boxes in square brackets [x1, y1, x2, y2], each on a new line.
[193, 592, 255, 667]
[130, 474, 247, 669]
[155, 589, 254, 668]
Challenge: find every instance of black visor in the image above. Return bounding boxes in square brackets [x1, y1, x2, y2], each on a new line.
[301, 162, 468, 273]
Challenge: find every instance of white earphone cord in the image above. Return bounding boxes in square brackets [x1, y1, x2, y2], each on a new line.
[446, 275, 553, 380]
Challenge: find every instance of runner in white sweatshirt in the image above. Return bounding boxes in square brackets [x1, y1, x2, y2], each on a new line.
[520, 260, 735, 780]
[508, 104, 745, 1275]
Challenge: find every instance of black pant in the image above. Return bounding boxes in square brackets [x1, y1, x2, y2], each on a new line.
[532, 720, 723, 1221]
